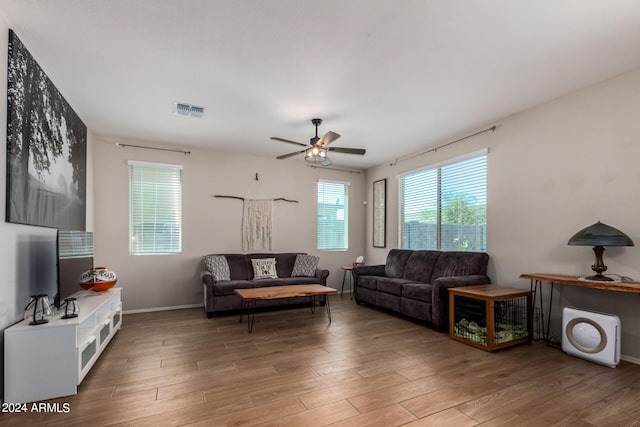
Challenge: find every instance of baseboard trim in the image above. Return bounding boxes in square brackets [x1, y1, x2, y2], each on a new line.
[621, 354, 640, 365]
[123, 304, 202, 315]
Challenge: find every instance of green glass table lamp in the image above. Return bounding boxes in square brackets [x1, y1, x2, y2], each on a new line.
[568, 221, 634, 281]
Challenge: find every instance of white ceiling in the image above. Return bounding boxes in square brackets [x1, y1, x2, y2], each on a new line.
[3, 1, 640, 169]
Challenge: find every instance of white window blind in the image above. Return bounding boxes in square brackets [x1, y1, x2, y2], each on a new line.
[317, 180, 349, 250]
[400, 154, 487, 251]
[129, 161, 183, 255]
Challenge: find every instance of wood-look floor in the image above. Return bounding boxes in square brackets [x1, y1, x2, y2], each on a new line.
[4, 296, 640, 426]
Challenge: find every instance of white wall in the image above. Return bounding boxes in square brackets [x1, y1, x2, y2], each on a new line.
[365, 68, 640, 361]
[92, 136, 366, 312]
[0, 15, 95, 397]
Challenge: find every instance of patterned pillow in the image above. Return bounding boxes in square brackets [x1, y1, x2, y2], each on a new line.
[251, 258, 278, 279]
[291, 254, 319, 277]
[202, 255, 230, 281]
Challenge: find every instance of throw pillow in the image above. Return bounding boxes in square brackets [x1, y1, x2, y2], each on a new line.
[251, 258, 278, 279]
[291, 254, 319, 277]
[203, 255, 231, 281]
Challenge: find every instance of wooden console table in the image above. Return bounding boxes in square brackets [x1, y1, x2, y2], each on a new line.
[520, 273, 640, 342]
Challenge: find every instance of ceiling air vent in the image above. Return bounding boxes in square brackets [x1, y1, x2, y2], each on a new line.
[174, 102, 206, 118]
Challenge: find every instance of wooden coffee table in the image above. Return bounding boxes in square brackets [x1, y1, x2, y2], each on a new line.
[234, 284, 338, 333]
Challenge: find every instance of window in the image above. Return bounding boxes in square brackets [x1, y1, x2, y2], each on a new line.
[129, 161, 183, 255]
[317, 180, 349, 250]
[400, 152, 487, 251]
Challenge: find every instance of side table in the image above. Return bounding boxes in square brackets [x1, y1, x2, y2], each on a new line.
[340, 266, 353, 299]
[449, 285, 532, 352]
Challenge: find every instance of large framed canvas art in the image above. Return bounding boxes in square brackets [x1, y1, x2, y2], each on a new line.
[6, 29, 87, 230]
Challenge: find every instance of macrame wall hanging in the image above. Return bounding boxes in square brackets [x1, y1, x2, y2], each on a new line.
[213, 195, 298, 251]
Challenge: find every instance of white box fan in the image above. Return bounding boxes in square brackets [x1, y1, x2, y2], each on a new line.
[562, 307, 620, 368]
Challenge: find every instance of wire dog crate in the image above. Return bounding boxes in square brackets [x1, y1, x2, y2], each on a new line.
[448, 285, 532, 352]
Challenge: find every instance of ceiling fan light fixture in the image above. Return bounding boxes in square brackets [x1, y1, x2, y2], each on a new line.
[305, 147, 328, 164]
[305, 146, 327, 161]
[272, 118, 364, 165]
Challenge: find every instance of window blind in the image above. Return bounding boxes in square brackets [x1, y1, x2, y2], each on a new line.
[401, 154, 486, 251]
[401, 168, 438, 249]
[129, 161, 183, 255]
[317, 180, 349, 250]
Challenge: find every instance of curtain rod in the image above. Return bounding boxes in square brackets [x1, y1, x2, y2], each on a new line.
[115, 142, 191, 155]
[390, 125, 496, 166]
[213, 195, 299, 203]
[307, 165, 361, 174]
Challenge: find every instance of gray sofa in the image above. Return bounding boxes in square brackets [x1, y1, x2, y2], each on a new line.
[201, 252, 330, 318]
[353, 249, 490, 331]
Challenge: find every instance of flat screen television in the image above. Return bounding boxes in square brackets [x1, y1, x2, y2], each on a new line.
[56, 230, 94, 308]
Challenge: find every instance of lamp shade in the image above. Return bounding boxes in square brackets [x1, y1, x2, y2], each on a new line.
[567, 221, 634, 247]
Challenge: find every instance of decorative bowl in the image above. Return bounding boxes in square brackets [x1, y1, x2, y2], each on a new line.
[79, 267, 117, 292]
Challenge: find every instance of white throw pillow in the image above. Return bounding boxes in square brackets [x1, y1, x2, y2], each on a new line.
[251, 258, 278, 279]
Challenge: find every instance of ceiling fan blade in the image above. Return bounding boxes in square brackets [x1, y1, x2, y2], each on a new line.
[318, 131, 340, 146]
[327, 147, 366, 155]
[270, 137, 308, 147]
[277, 149, 307, 160]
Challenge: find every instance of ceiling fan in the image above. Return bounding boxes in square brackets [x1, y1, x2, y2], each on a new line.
[271, 118, 366, 166]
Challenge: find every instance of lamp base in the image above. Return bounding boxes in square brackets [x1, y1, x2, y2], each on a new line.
[583, 274, 614, 282]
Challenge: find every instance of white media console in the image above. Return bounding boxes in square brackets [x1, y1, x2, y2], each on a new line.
[4, 288, 122, 403]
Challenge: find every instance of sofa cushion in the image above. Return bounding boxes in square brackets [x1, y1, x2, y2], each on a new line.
[431, 251, 489, 280]
[402, 283, 433, 302]
[279, 277, 323, 285]
[251, 278, 286, 287]
[377, 278, 411, 296]
[251, 258, 278, 279]
[291, 254, 319, 277]
[214, 280, 254, 296]
[225, 254, 251, 280]
[203, 255, 231, 281]
[376, 291, 400, 312]
[358, 276, 379, 290]
[274, 253, 299, 277]
[400, 297, 432, 322]
[403, 251, 440, 283]
[384, 249, 413, 278]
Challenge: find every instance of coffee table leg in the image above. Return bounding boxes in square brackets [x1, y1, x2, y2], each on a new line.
[247, 301, 256, 333]
[310, 296, 317, 314]
[325, 295, 332, 323]
[239, 300, 245, 323]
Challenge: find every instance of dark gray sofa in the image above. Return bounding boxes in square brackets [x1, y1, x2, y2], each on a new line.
[201, 252, 330, 318]
[353, 249, 490, 331]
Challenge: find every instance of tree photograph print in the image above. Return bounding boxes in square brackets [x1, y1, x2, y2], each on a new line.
[6, 29, 86, 230]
